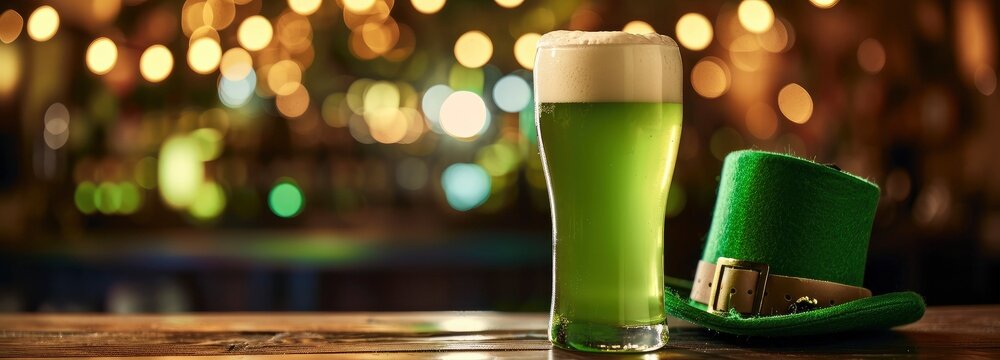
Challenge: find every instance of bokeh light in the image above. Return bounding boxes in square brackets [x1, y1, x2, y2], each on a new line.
[412, 0, 446, 14]
[421, 84, 453, 132]
[745, 102, 778, 140]
[238, 15, 273, 51]
[0, 45, 18, 97]
[159, 135, 205, 209]
[857, 38, 886, 74]
[267, 59, 303, 96]
[26, 6, 59, 42]
[118, 182, 142, 215]
[440, 91, 489, 139]
[441, 163, 491, 211]
[777, 83, 814, 124]
[43, 103, 70, 150]
[276, 85, 310, 118]
[809, 0, 839, 9]
[188, 37, 222, 74]
[622, 20, 655, 34]
[75, 182, 98, 214]
[513, 33, 540, 70]
[495, 0, 524, 9]
[675, 13, 713, 51]
[189, 181, 226, 220]
[492, 75, 531, 112]
[691, 57, 731, 98]
[454, 31, 493, 68]
[219, 69, 257, 107]
[140, 45, 174, 83]
[220, 48, 253, 81]
[86, 37, 119, 75]
[975, 65, 997, 96]
[737, 0, 774, 34]
[0, 10, 23, 44]
[95, 182, 122, 215]
[343, 0, 377, 13]
[269, 180, 304, 218]
[289, 0, 322, 16]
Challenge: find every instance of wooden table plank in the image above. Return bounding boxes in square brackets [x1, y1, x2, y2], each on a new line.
[0, 306, 997, 358]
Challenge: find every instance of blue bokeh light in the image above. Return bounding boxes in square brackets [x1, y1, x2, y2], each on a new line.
[219, 69, 256, 108]
[441, 163, 491, 211]
[492, 75, 532, 113]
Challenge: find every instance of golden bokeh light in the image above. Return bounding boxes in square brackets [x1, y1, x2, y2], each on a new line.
[0, 10, 23, 44]
[729, 35, 763, 71]
[140, 45, 174, 83]
[454, 31, 493, 68]
[188, 37, 222, 74]
[745, 102, 778, 140]
[975, 65, 997, 96]
[205, 0, 236, 30]
[857, 38, 886, 74]
[809, 0, 839, 9]
[267, 59, 303, 96]
[622, 20, 655, 34]
[691, 57, 731, 98]
[238, 15, 273, 51]
[289, 0, 322, 15]
[675, 13, 713, 51]
[86, 37, 118, 75]
[737, 0, 774, 34]
[757, 17, 793, 53]
[777, 83, 813, 124]
[220, 48, 253, 80]
[361, 18, 400, 55]
[495, 0, 524, 9]
[412, 0, 446, 14]
[27, 6, 59, 42]
[343, 0, 377, 13]
[514, 33, 540, 70]
[368, 109, 408, 144]
[0, 44, 19, 97]
[276, 85, 310, 118]
[276, 12, 314, 54]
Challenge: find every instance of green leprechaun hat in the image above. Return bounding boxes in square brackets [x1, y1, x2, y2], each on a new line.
[664, 150, 926, 337]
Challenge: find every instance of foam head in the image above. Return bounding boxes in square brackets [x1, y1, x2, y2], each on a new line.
[534, 31, 682, 103]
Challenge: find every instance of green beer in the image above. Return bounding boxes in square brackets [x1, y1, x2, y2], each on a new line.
[535, 31, 682, 352]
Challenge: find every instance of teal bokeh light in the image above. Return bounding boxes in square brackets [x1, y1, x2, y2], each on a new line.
[441, 163, 491, 211]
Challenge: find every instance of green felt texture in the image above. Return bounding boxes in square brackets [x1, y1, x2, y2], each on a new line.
[702, 151, 880, 286]
[664, 288, 926, 337]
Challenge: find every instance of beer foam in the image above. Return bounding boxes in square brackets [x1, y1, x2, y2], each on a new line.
[534, 31, 682, 103]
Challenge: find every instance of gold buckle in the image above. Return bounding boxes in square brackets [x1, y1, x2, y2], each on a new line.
[707, 257, 770, 316]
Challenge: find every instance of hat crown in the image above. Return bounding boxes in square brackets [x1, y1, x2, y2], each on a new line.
[701, 151, 880, 286]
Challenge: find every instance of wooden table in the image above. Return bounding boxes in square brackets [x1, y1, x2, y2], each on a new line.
[1, 306, 997, 358]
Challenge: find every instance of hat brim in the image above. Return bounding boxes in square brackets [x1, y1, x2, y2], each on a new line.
[664, 288, 926, 337]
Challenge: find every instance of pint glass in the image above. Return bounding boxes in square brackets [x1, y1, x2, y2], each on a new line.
[534, 31, 682, 352]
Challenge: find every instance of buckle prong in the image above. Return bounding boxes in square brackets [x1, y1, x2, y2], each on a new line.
[707, 257, 770, 316]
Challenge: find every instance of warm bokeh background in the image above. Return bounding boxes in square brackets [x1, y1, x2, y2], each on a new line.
[0, 0, 997, 313]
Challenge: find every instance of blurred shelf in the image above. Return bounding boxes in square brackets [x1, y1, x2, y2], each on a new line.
[0, 230, 550, 270]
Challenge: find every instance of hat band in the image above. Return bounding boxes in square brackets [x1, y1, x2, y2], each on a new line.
[690, 258, 872, 316]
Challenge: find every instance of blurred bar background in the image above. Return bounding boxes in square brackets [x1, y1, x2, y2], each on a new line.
[0, 0, 997, 313]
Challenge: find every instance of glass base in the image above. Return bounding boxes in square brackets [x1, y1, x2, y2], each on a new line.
[549, 316, 668, 353]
